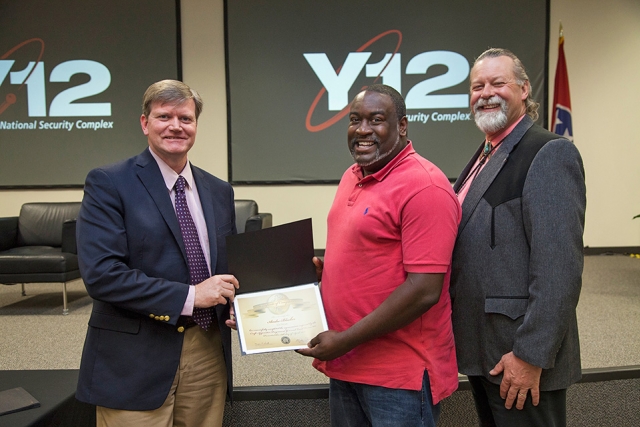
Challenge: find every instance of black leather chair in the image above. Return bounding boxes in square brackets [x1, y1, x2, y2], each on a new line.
[234, 199, 272, 233]
[0, 202, 81, 315]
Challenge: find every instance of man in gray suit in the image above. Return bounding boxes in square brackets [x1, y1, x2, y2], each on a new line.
[451, 48, 586, 426]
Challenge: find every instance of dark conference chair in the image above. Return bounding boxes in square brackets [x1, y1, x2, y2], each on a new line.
[0, 200, 268, 315]
[0, 202, 81, 315]
[234, 199, 272, 233]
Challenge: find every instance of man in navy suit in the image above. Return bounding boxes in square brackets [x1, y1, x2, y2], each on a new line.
[76, 79, 239, 427]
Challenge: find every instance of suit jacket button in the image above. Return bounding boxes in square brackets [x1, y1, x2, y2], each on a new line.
[149, 314, 155, 318]
[165, 316, 170, 322]
[177, 326, 185, 333]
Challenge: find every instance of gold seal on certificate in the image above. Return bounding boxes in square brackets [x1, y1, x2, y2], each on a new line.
[233, 283, 328, 355]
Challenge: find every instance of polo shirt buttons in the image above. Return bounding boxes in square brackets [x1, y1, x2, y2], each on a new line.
[358, 183, 363, 187]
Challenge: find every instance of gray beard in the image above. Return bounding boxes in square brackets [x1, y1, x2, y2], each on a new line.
[350, 136, 400, 168]
[473, 96, 508, 135]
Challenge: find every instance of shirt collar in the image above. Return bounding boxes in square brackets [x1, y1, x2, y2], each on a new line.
[148, 148, 194, 192]
[350, 141, 415, 182]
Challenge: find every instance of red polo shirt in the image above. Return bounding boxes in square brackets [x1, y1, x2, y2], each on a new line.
[313, 142, 461, 404]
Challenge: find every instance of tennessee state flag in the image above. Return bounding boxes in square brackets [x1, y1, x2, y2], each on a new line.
[551, 25, 573, 141]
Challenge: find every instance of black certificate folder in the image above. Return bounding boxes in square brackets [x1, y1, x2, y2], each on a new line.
[226, 218, 317, 294]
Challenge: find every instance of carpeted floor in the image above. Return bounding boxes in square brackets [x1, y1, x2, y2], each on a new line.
[1, 254, 639, 386]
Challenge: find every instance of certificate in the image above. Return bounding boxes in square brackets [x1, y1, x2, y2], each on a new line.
[233, 283, 328, 355]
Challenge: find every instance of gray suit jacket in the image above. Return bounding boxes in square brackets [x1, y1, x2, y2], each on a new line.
[450, 116, 586, 391]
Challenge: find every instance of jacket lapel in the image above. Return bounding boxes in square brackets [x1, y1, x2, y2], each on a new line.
[135, 149, 188, 261]
[457, 116, 535, 234]
[453, 142, 484, 194]
[192, 166, 218, 270]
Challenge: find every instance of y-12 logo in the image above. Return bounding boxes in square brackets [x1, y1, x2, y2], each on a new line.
[0, 38, 111, 117]
[304, 30, 469, 132]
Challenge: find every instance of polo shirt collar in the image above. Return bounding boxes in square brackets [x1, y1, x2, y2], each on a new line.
[351, 141, 415, 182]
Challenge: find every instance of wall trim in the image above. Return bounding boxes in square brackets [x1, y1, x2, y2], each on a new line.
[231, 365, 640, 401]
[319, 248, 640, 257]
[583, 246, 640, 255]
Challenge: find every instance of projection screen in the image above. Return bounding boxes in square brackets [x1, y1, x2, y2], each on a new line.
[0, 0, 180, 188]
[226, 0, 549, 184]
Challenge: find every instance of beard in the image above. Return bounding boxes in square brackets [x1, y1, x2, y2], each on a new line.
[349, 136, 400, 167]
[473, 95, 509, 135]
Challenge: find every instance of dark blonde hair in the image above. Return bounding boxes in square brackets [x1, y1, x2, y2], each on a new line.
[142, 79, 203, 119]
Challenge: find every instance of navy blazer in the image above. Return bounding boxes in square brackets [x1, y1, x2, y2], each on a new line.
[75, 148, 236, 410]
[450, 117, 586, 391]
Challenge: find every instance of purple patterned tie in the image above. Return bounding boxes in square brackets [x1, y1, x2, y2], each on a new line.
[174, 175, 214, 330]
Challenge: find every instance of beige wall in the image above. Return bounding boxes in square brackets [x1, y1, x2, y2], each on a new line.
[549, 0, 640, 247]
[1, 0, 638, 248]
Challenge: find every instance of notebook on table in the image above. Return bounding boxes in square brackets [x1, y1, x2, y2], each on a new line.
[0, 387, 41, 416]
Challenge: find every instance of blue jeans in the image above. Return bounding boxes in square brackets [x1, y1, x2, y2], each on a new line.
[329, 370, 440, 427]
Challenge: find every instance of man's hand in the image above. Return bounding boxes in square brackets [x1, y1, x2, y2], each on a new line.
[194, 274, 239, 307]
[225, 305, 237, 330]
[296, 330, 352, 361]
[490, 351, 542, 410]
[312, 256, 324, 282]
[297, 272, 442, 363]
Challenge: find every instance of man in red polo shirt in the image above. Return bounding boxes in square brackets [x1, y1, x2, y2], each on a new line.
[298, 84, 461, 427]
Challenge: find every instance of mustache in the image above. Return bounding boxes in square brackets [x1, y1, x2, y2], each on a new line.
[473, 95, 506, 113]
